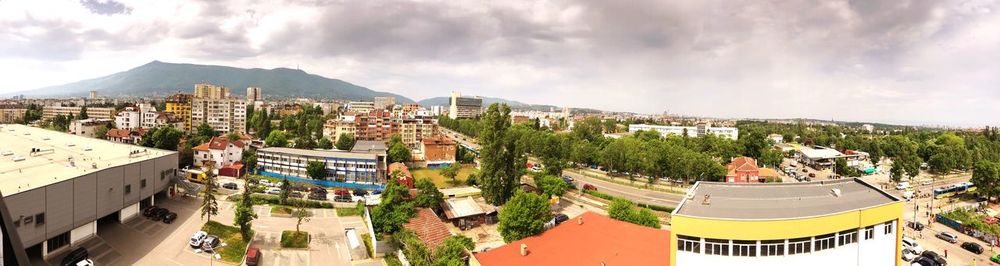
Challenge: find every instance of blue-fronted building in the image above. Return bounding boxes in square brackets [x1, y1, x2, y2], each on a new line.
[257, 147, 387, 190]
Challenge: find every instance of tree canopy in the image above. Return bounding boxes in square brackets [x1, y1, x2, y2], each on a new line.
[497, 190, 551, 242]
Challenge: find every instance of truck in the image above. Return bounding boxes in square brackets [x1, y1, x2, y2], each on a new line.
[185, 169, 207, 184]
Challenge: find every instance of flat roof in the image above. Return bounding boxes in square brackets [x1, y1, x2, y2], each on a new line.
[673, 178, 899, 220]
[0, 124, 175, 196]
[799, 146, 845, 159]
[473, 212, 670, 266]
[441, 197, 485, 219]
[259, 147, 377, 160]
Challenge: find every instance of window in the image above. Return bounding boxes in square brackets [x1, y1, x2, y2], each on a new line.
[838, 229, 858, 246]
[814, 234, 836, 251]
[160, 171, 166, 181]
[732, 240, 757, 257]
[884, 221, 894, 235]
[704, 239, 730, 256]
[124, 184, 132, 194]
[677, 235, 701, 253]
[788, 237, 811, 255]
[35, 213, 45, 226]
[761, 240, 785, 256]
[141, 179, 147, 188]
[863, 226, 875, 240]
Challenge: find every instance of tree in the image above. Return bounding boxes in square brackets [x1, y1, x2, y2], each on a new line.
[535, 175, 568, 197]
[279, 177, 291, 205]
[606, 198, 660, 228]
[265, 130, 289, 147]
[387, 134, 412, 163]
[201, 167, 219, 222]
[479, 103, 523, 205]
[465, 173, 478, 186]
[318, 137, 333, 149]
[441, 163, 461, 185]
[141, 126, 183, 150]
[335, 133, 356, 150]
[292, 200, 311, 232]
[195, 123, 219, 142]
[759, 149, 783, 168]
[242, 148, 257, 173]
[571, 117, 604, 143]
[93, 125, 110, 140]
[497, 190, 551, 242]
[371, 178, 415, 235]
[738, 126, 770, 159]
[413, 178, 444, 208]
[234, 176, 258, 240]
[78, 106, 89, 119]
[306, 161, 327, 180]
[432, 235, 475, 265]
[972, 161, 1000, 201]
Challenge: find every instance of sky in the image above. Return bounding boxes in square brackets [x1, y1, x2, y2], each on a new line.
[1, 0, 998, 127]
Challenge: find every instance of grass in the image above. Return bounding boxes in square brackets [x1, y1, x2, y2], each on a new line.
[281, 230, 310, 248]
[411, 165, 477, 188]
[271, 205, 292, 215]
[226, 194, 334, 209]
[361, 233, 374, 258]
[582, 189, 675, 213]
[201, 221, 252, 264]
[568, 168, 688, 195]
[336, 201, 366, 217]
[384, 254, 404, 266]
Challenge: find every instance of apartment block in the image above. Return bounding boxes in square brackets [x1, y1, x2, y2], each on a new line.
[448, 91, 482, 119]
[0, 104, 26, 123]
[42, 106, 115, 120]
[355, 111, 399, 141]
[194, 83, 230, 99]
[164, 93, 193, 131]
[374, 96, 396, 110]
[191, 98, 247, 133]
[246, 87, 262, 102]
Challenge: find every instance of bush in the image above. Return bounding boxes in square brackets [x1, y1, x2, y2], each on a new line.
[227, 194, 334, 209]
[271, 206, 292, 215]
[384, 254, 404, 266]
[281, 230, 310, 248]
[584, 190, 674, 213]
[362, 233, 374, 258]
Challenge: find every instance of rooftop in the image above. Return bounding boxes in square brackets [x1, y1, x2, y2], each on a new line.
[440, 196, 487, 219]
[258, 147, 377, 160]
[0, 124, 175, 196]
[351, 140, 387, 154]
[673, 178, 899, 220]
[402, 208, 452, 249]
[799, 145, 845, 159]
[473, 212, 670, 266]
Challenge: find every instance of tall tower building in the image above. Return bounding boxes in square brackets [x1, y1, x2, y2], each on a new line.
[246, 87, 262, 102]
[448, 91, 483, 119]
[194, 83, 230, 99]
[88, 90, 97, 99]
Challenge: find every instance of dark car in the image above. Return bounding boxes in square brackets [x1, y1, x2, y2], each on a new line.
[59, 247, 89, 266]
[290, 184, 307, 192]
[352, 188, 367, 196]
[162, 212, 178, 224]
[553, 214, 570, 225]
[808, 173, 816, 178]
[222, 182, 238, 190]
[907, 221, 925, 231]
[151, 208, 170, 221]
[289, 191, 304, 198]
[911, 256, 938, 266]
[308, 191, 328, 201]
[921, 251, 947, 266]
[334, 194, 353, 202]
[201, 235, 221, 253]
[246, 247, 261, 266]
[310, 186, 327, 194]
[143, 206, 161, 218]
[961, 241, 984, 254]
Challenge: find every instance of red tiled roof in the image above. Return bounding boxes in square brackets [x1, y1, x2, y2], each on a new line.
[106, 128, 131, 138]
[403, 208, 452, 250]
[421, 135, 456, 145]
[195, 136, 245, 152]
[727, 156, 759, 175]
[473, 212, 670, 266]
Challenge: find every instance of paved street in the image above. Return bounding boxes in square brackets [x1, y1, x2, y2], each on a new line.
[563, 170, 684, 207]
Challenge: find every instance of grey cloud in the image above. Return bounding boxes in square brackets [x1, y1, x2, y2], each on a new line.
[79, 0, 133, 15]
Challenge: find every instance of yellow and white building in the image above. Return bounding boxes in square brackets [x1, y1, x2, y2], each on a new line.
[670, 179, 903, 266]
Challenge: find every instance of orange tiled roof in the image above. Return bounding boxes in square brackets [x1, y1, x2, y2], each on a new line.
[473, 212, 670, 265]
[403, 208, 452, 249]
[195, 136, 245, 152]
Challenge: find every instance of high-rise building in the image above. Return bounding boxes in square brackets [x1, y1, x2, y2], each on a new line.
[139, 103, 158, 129]
[448, 91, 483, 119]
[88, 90, 97, 99]
[164, 93, 193, 131]
[246, 87, 262, 102]
[191, 98, 247, 133]
[374, 96, 396, 110]
[0, 104, 26, 123]
[346, 101, 375, 114]
[42, 106, 115, 120]
[194, 83, 230, 99]
[355, 111, 399, 141]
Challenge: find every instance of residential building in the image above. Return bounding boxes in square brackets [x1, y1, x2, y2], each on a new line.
[374, 96, 396, 110]
[768, 133, 784, 144]
[355, 111, 399, 141]
[670, 179, 903, 266]
[139, 104, 158, 129]
[0, 104, 26, 123]
[346, 101, 375, 114]
[194, 83, 230, 99]
[114, 105, 141, 130]
[430, 105, 445, 116]
[246, 87, 262, 102]
[387, 162, 414, 188]
[862, 124, 874, 133]
[471, 212, 671, 266]
[42, 106, 115, 120]
[105, 128, 147, 145]
[400, 116, 436, 147]
[448, 92, 482, 119]
[164, 93, 193, 131]
[628, 123, 739, 140]
[88, 90, 97, 99]
[191, 98, 247, 133]
[403, 208, 453, 250]
[151, 112, 186, 129]
[68, 118, 112, 138]
[402, 103, 421, 114]
[193, 137, 245, 170]
[0, 124, 178, 264]
[256, 147, 386, 189]
[439, 196, 497, 229]
[323, 115, 357, 141]
[420, 136, 456, 168]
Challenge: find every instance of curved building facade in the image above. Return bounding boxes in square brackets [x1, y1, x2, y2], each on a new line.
[670, 179, 903, 266]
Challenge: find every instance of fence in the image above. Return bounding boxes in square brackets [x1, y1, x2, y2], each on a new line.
[936, 213, 999, 246]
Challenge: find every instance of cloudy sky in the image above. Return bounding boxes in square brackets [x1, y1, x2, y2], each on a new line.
[1, 0, 998, 126]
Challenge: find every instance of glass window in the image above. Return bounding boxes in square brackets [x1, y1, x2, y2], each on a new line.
[863, 226, 875, 240]
[838, 229, 858, 246]
[677, 235, 701, 253]
[704, 239, 730, 256]
[814, 234, 836, 252]
[141, 179, 147, 188]
[788, 237, 811, 255]
[125, 184, 132, 194]
[884, 221, 894, 235]
[761, 240, 784, 256]
[732, 240, 757, 257]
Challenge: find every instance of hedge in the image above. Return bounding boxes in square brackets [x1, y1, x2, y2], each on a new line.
[227, 194, 334, 209]
[583, 190, 674, 213]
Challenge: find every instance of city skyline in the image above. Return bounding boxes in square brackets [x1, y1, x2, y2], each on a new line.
[1, 0, 999, 127]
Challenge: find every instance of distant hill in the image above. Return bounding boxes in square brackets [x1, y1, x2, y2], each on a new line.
[417, 96, 602, 113]
[7, 61, 414, 102]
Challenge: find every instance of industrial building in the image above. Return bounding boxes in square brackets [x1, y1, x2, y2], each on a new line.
[0, 124, 178, 265]
[670, 179, 903, 266]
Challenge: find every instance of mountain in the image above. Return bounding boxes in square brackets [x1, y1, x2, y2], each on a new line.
[417, 96, 605, 113]
[9, 61, 414, 102]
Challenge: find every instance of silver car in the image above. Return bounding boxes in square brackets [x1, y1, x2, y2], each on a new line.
[202, 235, 221, 253]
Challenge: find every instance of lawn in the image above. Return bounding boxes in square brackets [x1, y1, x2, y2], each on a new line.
[202, 221, 252, 264]
[270, 205, 292, 216]
[281, 230, 310, 248]
[411, 165, 477, 188]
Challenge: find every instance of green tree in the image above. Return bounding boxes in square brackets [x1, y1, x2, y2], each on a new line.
[306, 161, 327, 180]
[94, 125, 110, 140]
[227, 132, 241, 141]
[78, 106, 89, 119]
[195, 123, 219, 142]
[234, 176, 257, 240]
[141, 126, 183, 150]
[535, 175, 568, 197]
[497, 190, 551, 242]
[242, 148, 257, 172]
[371, 178, 415, 235]
[335, 133, 357, 150]
[479, 103, 523, 205]
[413, 178, 444, 208]
[606, 198, 660, 228]
[279, 177, 291, 205]
[292, 200, 311, 232]
[738, 126, 770, 159]
[441, 163, 461, 185]
[387, 134, 412, 163]
[759, 149, 783, 168]
[318, 137, 333, 149]
[572, 117, 604, 143]
[201, 167, 219, 222]
[265, 130, 289, 147]
[972, 161, 1000, 201]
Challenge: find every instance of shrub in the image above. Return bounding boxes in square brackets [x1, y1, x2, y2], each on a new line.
[280, 230, 310, 248]
[227, 194, 334, 209]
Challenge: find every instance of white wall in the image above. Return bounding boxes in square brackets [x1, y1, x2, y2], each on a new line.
[118, 202, 139, 222]
[70, 221, 96, 245]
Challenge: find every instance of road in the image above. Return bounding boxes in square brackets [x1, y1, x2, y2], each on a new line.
[562, 170, 685, 208]
[439, 128, 480, 150]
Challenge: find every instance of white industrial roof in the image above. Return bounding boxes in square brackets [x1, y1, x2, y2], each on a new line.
[0, 124, 175, 196]
[799, 146, 845, 159]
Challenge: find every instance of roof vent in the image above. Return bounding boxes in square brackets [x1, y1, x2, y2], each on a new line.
[578, 217, 583, 225]
[702, 195, 711, 205]
[831, 188, 841, 197]
[520, 244, 528, 256]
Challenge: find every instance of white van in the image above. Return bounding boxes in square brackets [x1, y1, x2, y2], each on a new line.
[896, 182, 910, 190]
[902, 190, 915, 200]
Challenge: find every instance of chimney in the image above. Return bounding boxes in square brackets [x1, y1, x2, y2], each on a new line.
[702, 194, 711, 205]
[520, 244, 528, 256]
[578, 217, 583, 225]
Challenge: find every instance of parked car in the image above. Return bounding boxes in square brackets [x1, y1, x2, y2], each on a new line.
[921, 250, 948, 266]
[907, 221, 925, 231]
[246, 247, 261, 266]
[189, 231, 208, 248]
[910, 256, 938, 266]
[290, 184, 307, 192]
[583, 184, 597, 191]
[335, 189, 351, 196]
[151, 208, 170, 221]
[265, 187, 281, 195]
[222, 182, 238, 190]
[553, 214, 570, 225]
[310, 186, 327, 194]
[309, 192, 328, 201]
[59, 247, 89, 266]
[352, 188, 367, 196]
[902, 248, 919, 262]
[992, 253, 1000, 264]
[897, 182, 910, 190]
[902, 237, 924, 254]
[334, 194, 353, 202]
[289, 191, 304, 198]
[259, 179, 273, 187]
[962, 242, 984, 254]
[936, 232, 959, 243]
[808, 173, 816, 178]
[162, 212, 178, 224]
[143, 206, 161, 218]
[201, 235, 221, 252]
